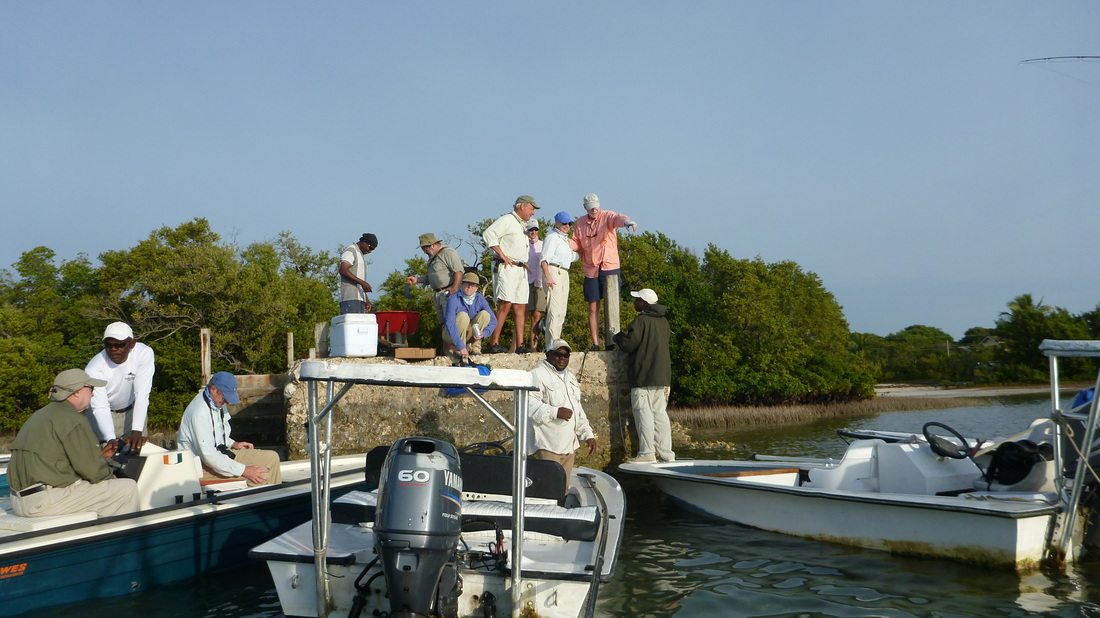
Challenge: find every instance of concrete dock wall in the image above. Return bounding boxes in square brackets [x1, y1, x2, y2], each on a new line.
[282, 351, 636, 470]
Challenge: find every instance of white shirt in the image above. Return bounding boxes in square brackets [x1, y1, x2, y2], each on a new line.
[85, 342, 155, 440]
[177, 388, 246, 477]
[339, 243, 368, 302]
[482, 211, 529, 262]
[527, 360, 595, 456]
[540, 228, 578, 270]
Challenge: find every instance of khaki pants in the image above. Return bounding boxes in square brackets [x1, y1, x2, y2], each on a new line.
[11, 477, 139, 518]
[443, 310, 493, 351]
[630, 386, 674, 461]
[535, 449, 575, 492]
[543, 265, 570, 349]
[202, 448, 282, 486]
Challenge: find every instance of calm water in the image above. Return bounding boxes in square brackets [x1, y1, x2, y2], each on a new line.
[21, 395, 1100, 617]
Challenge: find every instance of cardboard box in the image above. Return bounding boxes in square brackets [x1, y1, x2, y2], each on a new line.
[395, 347, 436, 360]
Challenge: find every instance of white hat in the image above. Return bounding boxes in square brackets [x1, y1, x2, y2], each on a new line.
[547, 339, 572, 352]
[583, 193, 600, 211]
[630, 289, 658, 304]
[103, 321, 134, 340]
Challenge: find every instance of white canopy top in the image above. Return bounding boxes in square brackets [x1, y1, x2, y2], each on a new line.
[297, 360, 538, 391]
[1039, 340, 1100, 358]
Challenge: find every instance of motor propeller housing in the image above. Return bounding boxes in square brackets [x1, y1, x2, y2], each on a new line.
[374, 437, 463, 617]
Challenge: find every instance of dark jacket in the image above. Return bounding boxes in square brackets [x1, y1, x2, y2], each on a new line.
[613, 303, 671, 388]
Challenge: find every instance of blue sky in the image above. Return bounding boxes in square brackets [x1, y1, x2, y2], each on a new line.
[2, 3, 1098, 339]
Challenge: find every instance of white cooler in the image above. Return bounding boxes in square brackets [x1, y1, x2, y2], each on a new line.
[329, 313, 378, 357]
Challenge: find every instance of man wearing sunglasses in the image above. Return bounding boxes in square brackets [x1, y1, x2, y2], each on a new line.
[84, 321, 155, 452]
[8, 368, 139, 518]
[526, 339, 597, 488]
[540, 211, 579, 350]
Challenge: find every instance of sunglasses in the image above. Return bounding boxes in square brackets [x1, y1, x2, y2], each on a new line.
[104, 340, 130, 350]
[550, 351, 571, 358]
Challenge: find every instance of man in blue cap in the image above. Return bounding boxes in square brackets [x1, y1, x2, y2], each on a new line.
[177, 372, 281, 486]
[539, 211, 579, 349]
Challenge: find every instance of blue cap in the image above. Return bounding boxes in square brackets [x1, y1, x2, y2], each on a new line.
[554, 211, 574, 225]
[209, 371, 240, 405]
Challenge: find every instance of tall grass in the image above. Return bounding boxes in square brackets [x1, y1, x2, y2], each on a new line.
[670, 397, 980, 430]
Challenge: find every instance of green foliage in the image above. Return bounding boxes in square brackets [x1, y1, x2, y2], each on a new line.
[995, 294, 1091, 382]
[618, 234, 875, 406]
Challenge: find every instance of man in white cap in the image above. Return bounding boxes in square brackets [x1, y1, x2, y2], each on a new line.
[482, 195, 539, 353]
[177, 372, 282, 486]
[572, 193, 638, 350]
[540, 211, 580, 349]
[613, 288, 674, 463]
[85, 321, 156, 450]
[527, 339, 597, 487]
[8, 368, 139, 517]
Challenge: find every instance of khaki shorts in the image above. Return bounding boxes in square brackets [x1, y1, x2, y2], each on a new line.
[494, 263, 530, 304]
[527, 284, 547, 312]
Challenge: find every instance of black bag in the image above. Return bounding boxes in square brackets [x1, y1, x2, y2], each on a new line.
[983, 440, 1049, 487]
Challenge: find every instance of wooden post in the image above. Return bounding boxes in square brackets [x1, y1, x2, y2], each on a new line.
[200, 328, 212, 387]
[602, 272, 621, 347]
[287, 332, 295, 369]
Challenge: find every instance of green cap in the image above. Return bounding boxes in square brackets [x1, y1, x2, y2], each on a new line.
[514, 195, 540, 209]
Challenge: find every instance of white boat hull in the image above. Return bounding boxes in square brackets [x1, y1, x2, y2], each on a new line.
[621, 453, 1074, 571]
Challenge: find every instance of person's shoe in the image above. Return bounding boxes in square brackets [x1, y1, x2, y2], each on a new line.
[488, 344, 507, 354]
[515, 345, 531, 354]
[589, 344, 601, 351]
[605, 344, 616, 351]
[625, 453, 657, 464]
[469, 341, 482, 354]
[657, 453, 676, 463]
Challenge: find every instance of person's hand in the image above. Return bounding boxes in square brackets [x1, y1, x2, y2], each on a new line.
[232, 441, 255, 450]
[364, 298, 373, 312]
[556, 407, 573, 421]
[360, 281, 373, 293]
[242, 465, 268, 485]
[125, 430, 147, 451]
[546, 277, 557, 289]
[625, 220, 638, 232]
[586, 438, 597, 454]
[459, 348, 470, 358]
[405, 275, 418, 286]
[101, 439, 119, 458]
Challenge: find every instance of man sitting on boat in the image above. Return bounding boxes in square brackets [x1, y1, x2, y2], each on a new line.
[527, 339, 597, 487]
[177, 372, 281, 487]
[8, 369, 140, 518]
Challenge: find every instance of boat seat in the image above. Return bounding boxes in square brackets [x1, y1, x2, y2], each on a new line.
[0, 510, 97, 532]
[460, 453, 567, 500]
[806, 439, 881, 491]
[331, 490, 601, 541]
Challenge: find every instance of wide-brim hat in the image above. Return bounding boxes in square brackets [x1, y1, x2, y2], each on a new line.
[461, 272, 481, 285]
[418, 233, 441, 247]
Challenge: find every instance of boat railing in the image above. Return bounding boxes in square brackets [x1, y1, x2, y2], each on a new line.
[1039, 340, 1100, 564]
[296, 360, 538, 618]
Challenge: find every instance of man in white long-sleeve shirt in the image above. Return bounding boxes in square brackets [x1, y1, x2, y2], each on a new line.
[84, 321, 155, 450]
[177, 372, 281, 486]
[527, 339, 596, 487]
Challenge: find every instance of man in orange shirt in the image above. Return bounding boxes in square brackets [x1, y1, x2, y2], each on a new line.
[572, 193, 637, 350]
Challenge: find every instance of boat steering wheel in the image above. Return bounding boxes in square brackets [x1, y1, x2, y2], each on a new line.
[459, 441, 510, 456]
[922, 422, 971, 459]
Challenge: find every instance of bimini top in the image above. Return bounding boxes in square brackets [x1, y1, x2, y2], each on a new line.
[1039, 340, 1100, 358]
[297, 360, 537, 391]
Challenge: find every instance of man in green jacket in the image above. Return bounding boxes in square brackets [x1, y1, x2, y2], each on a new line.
[8, 369, 139, 518]
[613, 288, 675, 463]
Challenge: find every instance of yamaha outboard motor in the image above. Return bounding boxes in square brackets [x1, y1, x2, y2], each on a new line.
[374, 437, 463, 617]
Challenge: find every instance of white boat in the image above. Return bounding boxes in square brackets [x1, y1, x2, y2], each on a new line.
[250, 361, 626, 618]
[620, 339, 1100, 571]
[0, 444, 369, 615]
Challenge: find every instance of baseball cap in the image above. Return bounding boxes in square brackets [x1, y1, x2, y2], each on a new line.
[103, 322, 134, 341]
[583, 193, 600, 211]
[50, 369, 107, 401]
[630, 288, 659, 304]
[547, 339, 572, 352]
[461, 272, 481, 285]
[554, 211, 574, 225]
[514, 195, 540, 209]
[209, 371, 240, 405]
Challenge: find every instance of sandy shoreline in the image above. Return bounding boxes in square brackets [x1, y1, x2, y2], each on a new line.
[874, 384, 1071, 398]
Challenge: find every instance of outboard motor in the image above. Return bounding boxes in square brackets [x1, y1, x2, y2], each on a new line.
[375, 437, 463, 617]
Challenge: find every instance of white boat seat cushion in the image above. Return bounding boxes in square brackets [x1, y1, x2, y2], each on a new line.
[0, 510, 97, 532]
